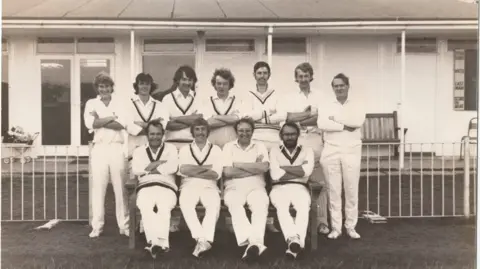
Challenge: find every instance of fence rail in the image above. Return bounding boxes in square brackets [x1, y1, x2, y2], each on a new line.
[1, 140, 477, 222]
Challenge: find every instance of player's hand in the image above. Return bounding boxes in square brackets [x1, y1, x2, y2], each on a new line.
[256, 155, 264, 162]
[145, 161, 161, 171]
[269, 108, 277, 115]
[304, 105, 311, 113]
[328, 116, 335, 121]
[152, 117, 164, 122]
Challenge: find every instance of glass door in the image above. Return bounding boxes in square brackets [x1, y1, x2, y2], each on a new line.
[73, 56, 114, 148]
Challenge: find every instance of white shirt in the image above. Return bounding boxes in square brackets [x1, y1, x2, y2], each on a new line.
[222, 140, 269, 191]
[316, 97, 366, 147]
[279, 89, 324, 134]
[201, 94, 242, 119]
[83, 94, 127, 144]
[269, 144, 314, 184]
[126, 95, 170, 136]
[131, 143, 179, 192]
[177, 141, 223, 191]
[162, 89, 200, 141]
[243, 89, 284, 126]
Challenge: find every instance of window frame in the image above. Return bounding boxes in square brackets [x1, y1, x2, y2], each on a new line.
[396, 37, 438, 54]
[205, 38, 256, 53]
[35, 37, 116, 55]
[264, 37, 308, 54]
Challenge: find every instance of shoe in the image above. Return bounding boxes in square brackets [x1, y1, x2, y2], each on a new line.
[346, 228, 361, 239]
[317, 224, 330, 235]
[242, 244, 260, 263]
[285, 249, 297, 260]
[89, 229, 102, 238]
[287, 236, 301, 254]
[145, 243, 168, 259]
[120, 228, 129, 237]
[327, 230, 341, 239]
[192, 239, 212, 258]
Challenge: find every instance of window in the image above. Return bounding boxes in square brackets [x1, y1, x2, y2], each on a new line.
[2, 39, 8, 136]
[396, 37, 437, 53]
[37, 38, 75, 54]
[142, 39, 196, 101]
[265, 37, 307, 54]
[144, 39, 194, 52]
[206, 39, 255, 52]
[37, 37, 115, 54]
[453, 49, 478, 111]
[448, 39, 477, 51]
[77, 37, 115, 54]
[41, 59, 71, 145]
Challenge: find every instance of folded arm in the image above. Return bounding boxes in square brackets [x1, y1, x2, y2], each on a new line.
[179, 164, 218, 180]
[286, 111, 311, 123]
[233, 162, 269, 174]
[208, 115, 239, 128]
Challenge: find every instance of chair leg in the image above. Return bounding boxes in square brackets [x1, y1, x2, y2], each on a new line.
[129, 193, 137, 249]
[460, 140, 464, 160]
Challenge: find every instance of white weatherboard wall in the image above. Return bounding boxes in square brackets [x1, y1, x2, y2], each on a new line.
[5, 32, 477, 157]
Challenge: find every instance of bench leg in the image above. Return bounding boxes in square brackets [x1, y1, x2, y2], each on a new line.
[129, 192, 137, 249]
[310, 205, 318, 251]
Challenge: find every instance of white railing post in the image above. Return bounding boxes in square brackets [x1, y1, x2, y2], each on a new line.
[88, 142, 93, 226]
[463, 137, 470, 218]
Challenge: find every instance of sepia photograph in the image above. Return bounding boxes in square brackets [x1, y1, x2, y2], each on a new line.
[0, 0, 478, 268]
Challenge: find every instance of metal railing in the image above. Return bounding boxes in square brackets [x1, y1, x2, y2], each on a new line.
[1, 144, 90, 222]
[1, 140, 477, 222]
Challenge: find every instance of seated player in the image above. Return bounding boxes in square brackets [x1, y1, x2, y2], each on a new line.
[223, 117, 270, 262]
[177, 118, 223, 258]
[269, 122, 314, 259]
[130, 120, 179, 258]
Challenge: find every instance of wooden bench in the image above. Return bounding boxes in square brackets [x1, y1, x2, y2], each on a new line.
[460, 117, 477, 160]
[126, 175, 323, 251]
[361, 111, 408, 156]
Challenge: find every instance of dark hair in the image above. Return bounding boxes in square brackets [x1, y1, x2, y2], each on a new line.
[93, 72, 115, 93]
[190, 118, 210, 136]
[294, 62, 314, 82]
[253, 61, 271, 75]
[133, 73, 158, 94]
[146, 120, 164, 134]
[234, 117, 255, 133]
[173, 65, 198, 85]
[280, 122, 300, 137]
[331, 73, 350, 87]
[211, 68, 235, 89]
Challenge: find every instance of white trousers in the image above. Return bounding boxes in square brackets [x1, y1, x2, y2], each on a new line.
[179, 186, 221, 242]
[90, 143, 129, 231]
[270, 184, 311, 248]
[320, 143, 362, 232]
[137, 186, 177, 247]
[299, 132, 328, 227]
[224, 187, 269, 246]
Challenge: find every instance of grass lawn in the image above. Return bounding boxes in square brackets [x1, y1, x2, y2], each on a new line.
[1, 216, 476, 269]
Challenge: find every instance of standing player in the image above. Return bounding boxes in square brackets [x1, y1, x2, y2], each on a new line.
[269, 122, 314, 259]
[163, 65, 203, 149]
[202, 68, 241, 148]
[317, 73, 365, 239]
[83, 72, 129, 238]
[130, 121, 178, 258]
[278, 62, 330, 236]
[178, 118, 223, 257]
[223, 118, 270, 262]
[126, 73, 169, 177]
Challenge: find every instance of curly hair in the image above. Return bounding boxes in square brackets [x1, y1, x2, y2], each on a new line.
[211, 68, 235, 89]
[93, 71, 114, 92]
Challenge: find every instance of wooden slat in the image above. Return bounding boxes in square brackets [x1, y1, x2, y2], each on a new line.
[361, 112, 399, 143]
